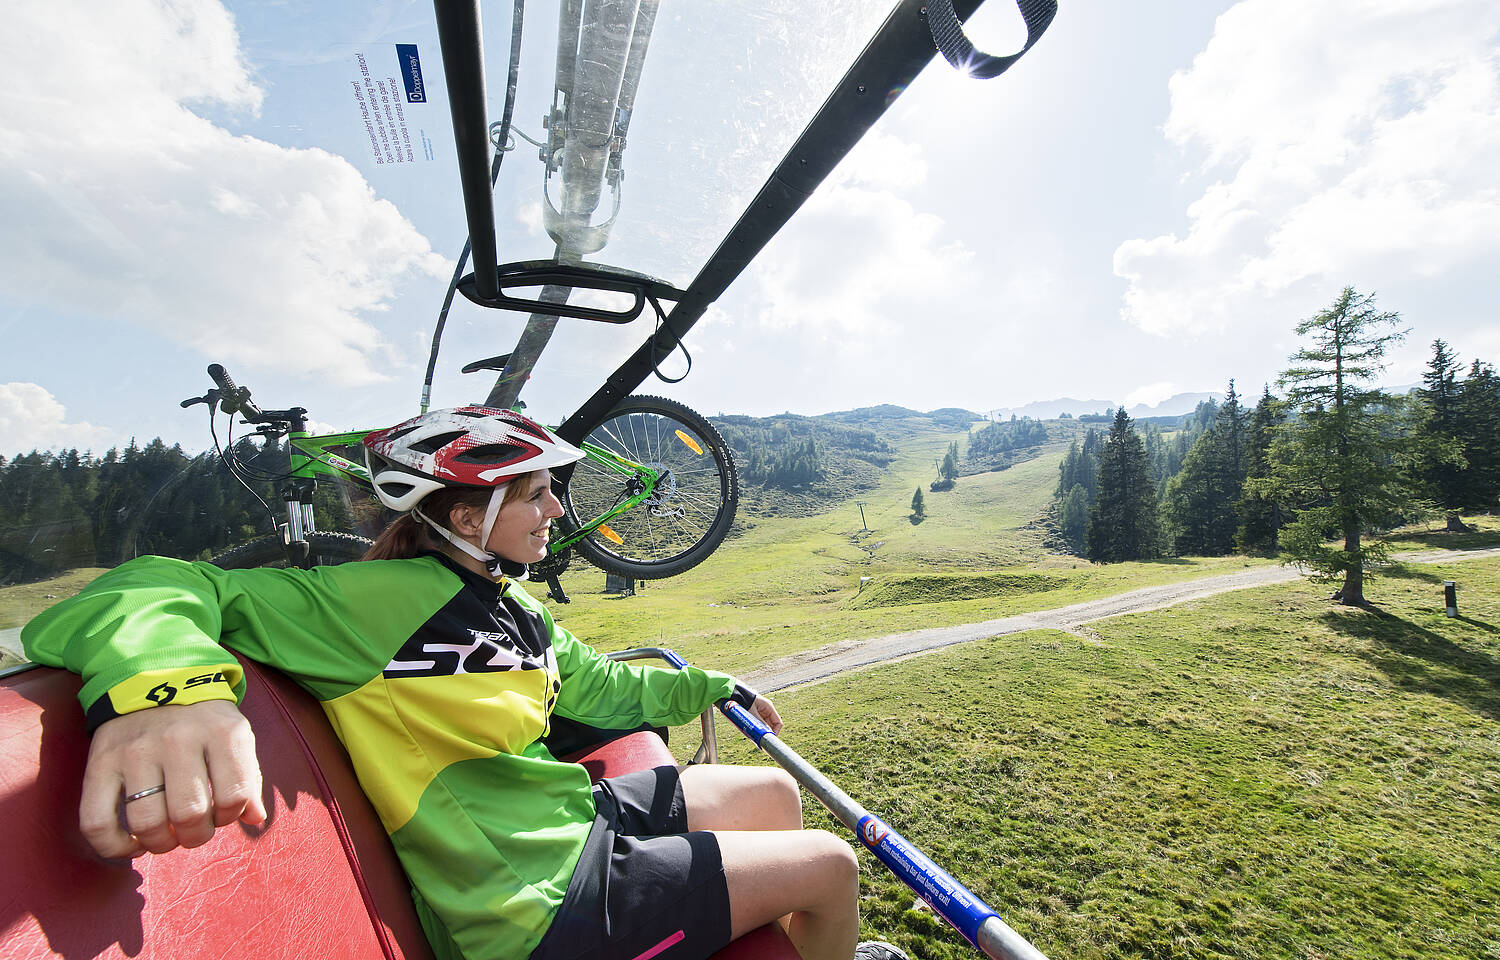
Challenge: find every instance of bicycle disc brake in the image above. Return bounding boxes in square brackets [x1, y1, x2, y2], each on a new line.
[642, 465, 686, 520]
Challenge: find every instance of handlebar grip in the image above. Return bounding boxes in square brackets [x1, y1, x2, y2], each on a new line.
[207, 363, 237, 394]
[206, 363, 260, 418]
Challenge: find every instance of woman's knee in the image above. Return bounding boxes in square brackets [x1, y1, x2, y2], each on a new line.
[763, 767, 802, 827]
[804, 829, 859, 890]
[717, 828, 858, 934]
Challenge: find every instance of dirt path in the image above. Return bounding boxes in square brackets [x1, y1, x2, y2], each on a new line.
[744, 547, 1500, 693]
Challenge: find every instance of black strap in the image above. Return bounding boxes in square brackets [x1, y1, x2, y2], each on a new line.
[925, 0, 1057, 80]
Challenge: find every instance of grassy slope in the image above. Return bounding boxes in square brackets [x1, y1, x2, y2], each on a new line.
[0, 567, 108, 630]
[718, 556, 1500, 960]
[546, 432, 1277, 677]
[0, 567, 110, 669]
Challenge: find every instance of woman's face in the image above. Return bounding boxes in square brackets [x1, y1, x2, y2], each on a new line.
[485, 470, 565, 563]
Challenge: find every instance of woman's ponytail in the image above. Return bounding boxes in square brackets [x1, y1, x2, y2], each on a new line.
[362, 513, 424, 561]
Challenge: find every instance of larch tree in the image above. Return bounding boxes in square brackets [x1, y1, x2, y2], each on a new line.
[1269, 287, 1409, 606]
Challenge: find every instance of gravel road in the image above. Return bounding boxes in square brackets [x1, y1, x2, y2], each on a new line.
[743, 547, 1500, 693]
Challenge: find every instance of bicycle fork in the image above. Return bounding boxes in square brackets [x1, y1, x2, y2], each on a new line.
[279, 477, 317, 568]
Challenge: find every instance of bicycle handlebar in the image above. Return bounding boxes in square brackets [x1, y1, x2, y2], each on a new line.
[207, 363, 263, 419]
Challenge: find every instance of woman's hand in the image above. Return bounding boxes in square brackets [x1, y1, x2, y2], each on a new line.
[749, 695, 782, 736]
[79, 700, 266, 859]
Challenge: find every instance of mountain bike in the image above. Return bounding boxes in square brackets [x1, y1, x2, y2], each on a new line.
[186, 364, 737, 586]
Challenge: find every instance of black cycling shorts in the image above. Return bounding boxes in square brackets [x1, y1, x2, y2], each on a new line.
[527, 765, 733, 960]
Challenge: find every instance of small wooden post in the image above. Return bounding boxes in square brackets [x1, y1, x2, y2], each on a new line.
[1444, 581, 1458, 618]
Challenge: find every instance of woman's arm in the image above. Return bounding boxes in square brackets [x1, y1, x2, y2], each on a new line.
[22, 554, 454, 858]
[507, 585, 781, 731]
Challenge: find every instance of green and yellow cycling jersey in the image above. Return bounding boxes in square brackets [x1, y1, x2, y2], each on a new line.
[21, 551, 737, 960]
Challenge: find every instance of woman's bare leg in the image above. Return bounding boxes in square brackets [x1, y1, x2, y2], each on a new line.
[679, 765, 858, 960]
[715, 828, 859, 960]
[679, 763, 802, 832]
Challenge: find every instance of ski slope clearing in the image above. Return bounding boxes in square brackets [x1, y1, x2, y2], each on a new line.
[746, 547, 1500, 692]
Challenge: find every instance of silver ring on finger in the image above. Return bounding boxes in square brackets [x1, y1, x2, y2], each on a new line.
[124, 784, 167, 803]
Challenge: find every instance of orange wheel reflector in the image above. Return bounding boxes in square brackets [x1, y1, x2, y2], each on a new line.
[597, 524, 625, 545]
[675, 430, 703, 455]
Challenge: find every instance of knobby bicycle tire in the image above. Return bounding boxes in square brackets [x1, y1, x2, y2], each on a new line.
[564, 395, 737, 580]
[210, 532, 375, 570]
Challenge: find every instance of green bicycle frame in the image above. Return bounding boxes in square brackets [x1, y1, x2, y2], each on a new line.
[281, 427, 656, 559]
[549, 442, 661, 553]
[276, 429, 378, 545]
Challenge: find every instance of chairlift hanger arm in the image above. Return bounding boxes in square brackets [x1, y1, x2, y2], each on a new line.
[559, 0, 999, 444]
[432, 0, 500, 301]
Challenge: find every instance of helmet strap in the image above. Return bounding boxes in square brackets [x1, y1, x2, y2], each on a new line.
[413, 483, 517, 578]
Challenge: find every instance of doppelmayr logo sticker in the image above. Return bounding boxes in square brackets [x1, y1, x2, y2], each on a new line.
[396, 44, 426, 103]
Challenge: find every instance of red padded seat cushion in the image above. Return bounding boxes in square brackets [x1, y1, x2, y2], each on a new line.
[0, 658, 434, 960]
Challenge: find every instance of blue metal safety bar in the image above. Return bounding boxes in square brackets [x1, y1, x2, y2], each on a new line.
[623, 648, 1050, 960]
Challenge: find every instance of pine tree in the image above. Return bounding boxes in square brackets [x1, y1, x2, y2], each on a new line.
[1056, 432, 1100, 501]
[1269, 287, 1409, 605]
[1236, 386, 1287, 552]
[1059, 484, 1090, 553]
[1087, 409, 1159, 562]
[939, 441, 959, 483]
[1054, 432, 1101, 557]
[1412, 340, 1470, 530]
[1456, 359, 1500, 511]
[1162, 382, 1248, 556]
[910, 486, 925, 518]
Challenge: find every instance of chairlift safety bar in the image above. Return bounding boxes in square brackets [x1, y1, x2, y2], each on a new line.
[607, 647, 1050, 960]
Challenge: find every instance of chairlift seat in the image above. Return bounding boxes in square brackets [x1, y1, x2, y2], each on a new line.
[0, 655, 796, 960]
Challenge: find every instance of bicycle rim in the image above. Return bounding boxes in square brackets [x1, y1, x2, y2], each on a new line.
[564, 395, 737, 579]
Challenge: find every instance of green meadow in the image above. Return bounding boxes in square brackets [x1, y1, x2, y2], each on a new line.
[4, 419, 1497, 958]
[711, 556, 1500, 959]
[546, 434, 1281, 677]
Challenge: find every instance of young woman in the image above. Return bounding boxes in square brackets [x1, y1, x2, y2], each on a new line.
[22, 406, 907, 960]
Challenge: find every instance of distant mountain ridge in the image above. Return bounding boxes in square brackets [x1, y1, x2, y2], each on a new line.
[986, 392, 1218, 422]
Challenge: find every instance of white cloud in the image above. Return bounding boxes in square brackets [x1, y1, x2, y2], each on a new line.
[1114, 0, 1500, 337]
[747, 132, 973, 348]
[1125, 382, 1179, 409]
[753, 181, 971, 340]
[0, 0, 449, 385]
[0, 383, 119, 456]
[830, 129, 930, 191]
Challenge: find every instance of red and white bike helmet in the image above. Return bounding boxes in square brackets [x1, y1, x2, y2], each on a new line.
[363, 406, 585, 574]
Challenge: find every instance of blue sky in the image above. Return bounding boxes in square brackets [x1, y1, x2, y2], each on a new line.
[4, 0, 1498, 457]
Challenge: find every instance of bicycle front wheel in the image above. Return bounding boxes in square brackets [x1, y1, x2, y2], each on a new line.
[210, 532, 374, 569]
[564, 395, 737, 580]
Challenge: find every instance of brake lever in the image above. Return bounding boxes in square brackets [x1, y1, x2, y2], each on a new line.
[181, 389, 223, 410]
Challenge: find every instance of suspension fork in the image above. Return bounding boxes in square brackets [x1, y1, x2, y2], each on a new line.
[280, 428, 317, 566]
